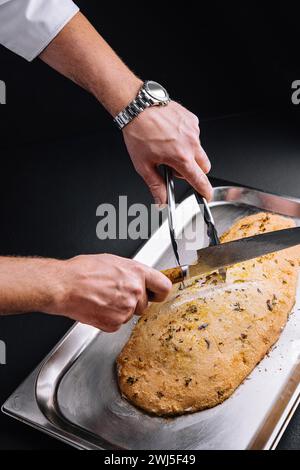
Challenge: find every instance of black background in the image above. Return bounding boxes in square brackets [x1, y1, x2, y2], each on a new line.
[1, 2, 300, 147]
[0, 1, 300, 450]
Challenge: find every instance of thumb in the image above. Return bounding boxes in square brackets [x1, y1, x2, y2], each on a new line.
[142, 166, 167, 207]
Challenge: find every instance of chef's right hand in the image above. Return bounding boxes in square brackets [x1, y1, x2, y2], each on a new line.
[46, 254, 172, 332]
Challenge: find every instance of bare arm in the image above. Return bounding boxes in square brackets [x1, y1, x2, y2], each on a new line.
[0, 257, 62, 315]
[0, 255, 171, 331]
[40, 12, 213, 204]
[40, 12, 142, 116]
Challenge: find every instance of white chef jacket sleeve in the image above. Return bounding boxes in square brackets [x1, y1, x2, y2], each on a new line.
[0, 0, 79, 61]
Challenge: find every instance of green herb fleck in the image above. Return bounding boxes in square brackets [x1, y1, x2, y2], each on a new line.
[198, 323, 209, 331]
[186, 304, 198, 314]
[185, 377, 192, 387]
[126, 376, 138, 385]
[233, 302, 245, 312]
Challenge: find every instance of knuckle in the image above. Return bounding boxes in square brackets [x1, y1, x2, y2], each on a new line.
[174, 149, 189, 163]
[189, 111, 199, 124]
[197, 168, 206, 178]
[179, 156, 192, 171]
[191, 133, 200, 146]
[115, 289, 126, 305]
[148, 182, 162, 192]
[184, 128, 198, 143]
[193, 115, 200, 126]
[198, 172, 208, 183]
[130, 281, 143, 297]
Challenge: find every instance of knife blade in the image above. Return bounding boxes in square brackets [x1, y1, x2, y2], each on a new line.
[195, 193, 227, 280]
[161, 227, 300, 284]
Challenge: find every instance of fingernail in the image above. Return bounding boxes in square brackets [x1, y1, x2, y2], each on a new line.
[155, 204, 166, 211]
[204, 161, 211, 174]
[154, 198, 165, 211]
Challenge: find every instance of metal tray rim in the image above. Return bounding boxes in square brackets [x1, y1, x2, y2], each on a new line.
[3, 185, 300, 450]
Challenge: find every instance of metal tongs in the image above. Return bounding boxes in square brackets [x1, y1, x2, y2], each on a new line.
[194, 192, 227, 280]
[165, 166, 181, 267]
[164, 166, 226, 280]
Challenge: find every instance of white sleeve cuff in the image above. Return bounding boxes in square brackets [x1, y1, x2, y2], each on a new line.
[0, 0, 79, 61]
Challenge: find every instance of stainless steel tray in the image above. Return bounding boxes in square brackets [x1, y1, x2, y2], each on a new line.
[2, 186, 300, 450]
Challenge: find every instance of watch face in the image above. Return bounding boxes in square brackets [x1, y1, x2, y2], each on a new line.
[145, 81, 169, 101]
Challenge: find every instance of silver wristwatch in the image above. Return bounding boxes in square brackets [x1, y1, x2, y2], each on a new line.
[113, 80, 170, 130]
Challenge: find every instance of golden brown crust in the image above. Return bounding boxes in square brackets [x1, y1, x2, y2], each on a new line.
[117, 213, 300, 416]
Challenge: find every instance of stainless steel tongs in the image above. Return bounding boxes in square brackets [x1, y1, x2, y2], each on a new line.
[164, 166, 226, 279]
[164, 166, 181, 266]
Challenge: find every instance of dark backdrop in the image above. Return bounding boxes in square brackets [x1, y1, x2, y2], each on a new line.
[0, 1, 300, 450]
[1, 2, 300, 147]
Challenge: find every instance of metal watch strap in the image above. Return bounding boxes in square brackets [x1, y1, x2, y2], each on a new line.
[114, 94, 150, 130]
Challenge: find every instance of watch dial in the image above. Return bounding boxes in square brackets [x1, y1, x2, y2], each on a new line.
[146, 81, 168, 101]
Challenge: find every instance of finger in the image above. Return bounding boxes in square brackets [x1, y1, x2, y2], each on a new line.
[86, 317, 120, 333]
[195, 145, 211, 174]
[135, 289, 149, 315]
[101, 325, 120, 333]
[122, 310, 135, 323]
[145, 267, 172, 302]
[141, 165, 167, 206]
[102, 312, 133, 330]
[173, 170, 184, 178]
[175, 158, 213, 201]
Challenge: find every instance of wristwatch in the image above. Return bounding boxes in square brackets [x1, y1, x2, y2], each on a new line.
[113, 80, 170, 130]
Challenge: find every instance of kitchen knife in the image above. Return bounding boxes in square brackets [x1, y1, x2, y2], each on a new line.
[161, 226, 300, 284]
[195, 192, 227, 280]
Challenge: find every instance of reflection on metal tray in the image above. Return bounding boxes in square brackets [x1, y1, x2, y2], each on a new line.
[2, 186, 300, 450]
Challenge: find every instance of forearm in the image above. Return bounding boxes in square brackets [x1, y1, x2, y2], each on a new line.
[0, 257, 64, 315]
[0, 254, 171, 331]
[39, 10, 212, 202]
[39, 12, 142, 116]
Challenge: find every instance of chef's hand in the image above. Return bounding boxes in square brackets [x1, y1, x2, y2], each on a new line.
[47, 254, 172, 332]
[123, 101, 213, 206]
